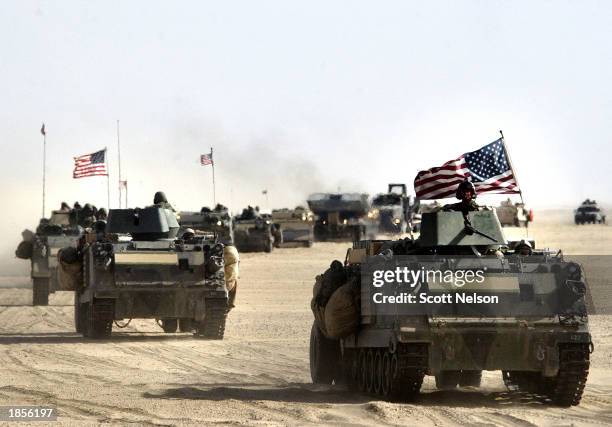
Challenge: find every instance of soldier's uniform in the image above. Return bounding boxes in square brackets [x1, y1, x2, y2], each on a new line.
[442, 180, 481, 217]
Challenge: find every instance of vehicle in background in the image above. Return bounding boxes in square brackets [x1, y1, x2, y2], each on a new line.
[496, 198, 533, 227]
[307, 193, 369, 242]
[15, 210, 84, 305]
[574, 199, 606, 224]
[271, 206, 314, 247]
[233, 206, 276, 252]
[178, 204, 234, 244]
[368, 184, 412, 235]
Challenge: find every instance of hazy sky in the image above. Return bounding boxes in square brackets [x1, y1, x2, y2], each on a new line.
[1, 1, 611, 270]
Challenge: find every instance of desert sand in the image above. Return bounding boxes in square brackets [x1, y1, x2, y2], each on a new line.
[0, 214, 611, 426]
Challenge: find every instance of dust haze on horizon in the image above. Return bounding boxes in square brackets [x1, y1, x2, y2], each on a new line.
[1, 1, 611, 274]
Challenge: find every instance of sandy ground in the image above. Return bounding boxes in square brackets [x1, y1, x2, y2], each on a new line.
[0, 216, 611, 426]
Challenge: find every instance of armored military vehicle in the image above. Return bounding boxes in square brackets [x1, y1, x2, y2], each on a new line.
[73, 206, 229, 339]
[307, 193, 369, 241]
[178, 204, 234, 244]
[368, 184, 414, 235]
[15, 210, 84, 305]
[310, 209, 592, 406]
[496, 198, 533, 227]
[271, 206, 314, 247]
[575, 199, 606, 224]
[232, 206, 275, 252]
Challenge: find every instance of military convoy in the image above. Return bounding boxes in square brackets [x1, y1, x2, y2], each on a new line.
[496, 198, 533, 227]
[15, 209, 86, 305]
[574, 199, 606, 225]
[178, 204, 234, 244]
[69, 206, 230, 339]
[310, 208, 592, 406]
[271, 207, 314, 247]
[307, 193, 369, 242]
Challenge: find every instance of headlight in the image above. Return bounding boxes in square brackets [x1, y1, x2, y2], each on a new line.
[367, 208, 380, 219]
[216, 220, 222, 226]
[393, 218, 401, 224]
[343, 219, 348, 225]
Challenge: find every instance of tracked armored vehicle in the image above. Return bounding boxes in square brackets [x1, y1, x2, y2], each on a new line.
[307, 193, 369, 241]
[74, 206, 229, 339]
[232, 206, 275, 253]
[271, 207, 314, 247]
[310, 209, 592, 406]
[15, 210, 84, 306]
[178, 205, 234, 244]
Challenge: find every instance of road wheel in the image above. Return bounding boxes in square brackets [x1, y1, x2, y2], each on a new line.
[381, 352, 392, 397]
[365, 349, 375, 393]
[435, 370, 461, 390]
[178, 318, 193, 332]
[309, 322, 339, 384]
[459, 370, 482, 387]
[160, 318, 178, 333]
[373, 350, 383, 395]
[32, 278, 49, 306]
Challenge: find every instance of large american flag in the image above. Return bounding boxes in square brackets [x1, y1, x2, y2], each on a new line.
[414, 138, 520, 200]
[73, 149, 108, 179]
[200, 152, 213, 166]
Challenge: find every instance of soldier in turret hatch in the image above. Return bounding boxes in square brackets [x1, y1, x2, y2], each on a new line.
[443, 179, 481, 217]
[153, 191, 175, 212]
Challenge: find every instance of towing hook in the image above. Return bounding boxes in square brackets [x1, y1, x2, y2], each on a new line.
[589, 341, 595, 354]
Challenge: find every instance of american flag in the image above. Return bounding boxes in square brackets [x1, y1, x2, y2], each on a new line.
[414, 138, 520, 200]
[200, 152, 213, 166]
[73, 149, 108, 179]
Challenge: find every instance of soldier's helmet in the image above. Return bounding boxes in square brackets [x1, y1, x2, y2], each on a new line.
[515, 239, 533, 255]
[182, 228, 195, 240]
[154, 191, 168, 204]
[97, 207, 108, 220]
[456, 179, 477, 200]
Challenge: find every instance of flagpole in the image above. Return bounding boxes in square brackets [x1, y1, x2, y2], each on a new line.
[41, 124, 46, 217]
[211, 146, 216, 206]
[499, 130, 524, 205]
[117, 120, 122, 208]
[500, 130, 530, 237]
[105, 147, 110, 209]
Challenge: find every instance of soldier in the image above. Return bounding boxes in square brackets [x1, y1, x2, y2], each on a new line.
[80, 203, 96, 228]
[514, 240, 533, 256]
[153, 191, 175, 211]
[181, 228, 196, 241]
[60, 202, 70, 212]
[443, 179, 480, 216]
[96, 207, 108, 221]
